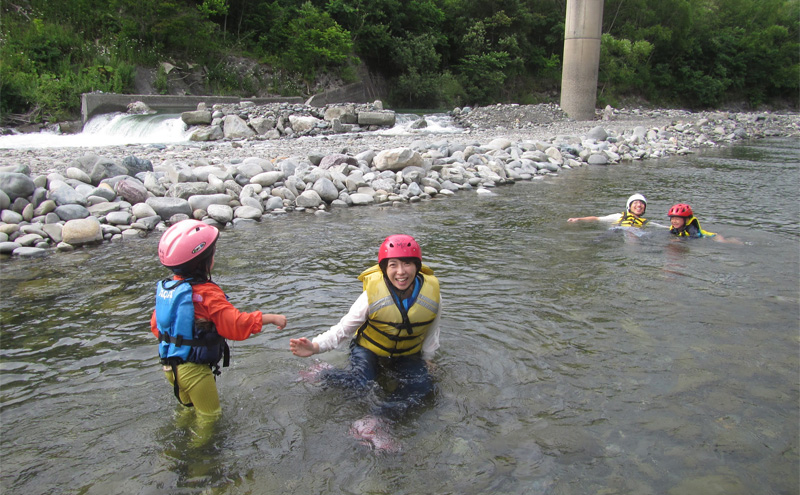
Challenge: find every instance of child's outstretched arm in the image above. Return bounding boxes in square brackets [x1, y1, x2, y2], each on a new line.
[567, 216, 600, 222]
[263, 313, 287, 330]
[290, 337, 319, 357]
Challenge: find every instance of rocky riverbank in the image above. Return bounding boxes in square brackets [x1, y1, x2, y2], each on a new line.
[1, 103, 797, 259]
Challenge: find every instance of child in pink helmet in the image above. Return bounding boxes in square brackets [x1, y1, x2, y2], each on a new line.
[290, 234, 442, 452]
[151, 219, 287, 417]
[667, 203, 741, 243]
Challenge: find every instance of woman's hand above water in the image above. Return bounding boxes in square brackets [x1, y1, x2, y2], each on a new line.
[290, 337, 319, 357]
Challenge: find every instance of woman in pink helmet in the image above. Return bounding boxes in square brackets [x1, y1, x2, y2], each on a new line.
[290, 234, 442, 451]
[150, 219, 287, 417]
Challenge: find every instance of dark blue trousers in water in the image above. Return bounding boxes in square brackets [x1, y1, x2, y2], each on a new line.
[320, 341, 433, 420]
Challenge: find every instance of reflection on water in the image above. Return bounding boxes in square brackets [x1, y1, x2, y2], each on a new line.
[1, 139, 798, 494]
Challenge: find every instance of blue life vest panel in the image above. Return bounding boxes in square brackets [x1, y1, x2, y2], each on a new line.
[155, 279, 228, 367]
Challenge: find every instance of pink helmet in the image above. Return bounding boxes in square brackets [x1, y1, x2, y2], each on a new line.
[668, 203, 693, 218]
[158, 220, 219, 268]
[378, 235, 421, 262]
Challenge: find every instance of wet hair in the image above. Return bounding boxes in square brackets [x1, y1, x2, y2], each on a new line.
[172, 243, 216, 283]
[379, 256, 422, 275]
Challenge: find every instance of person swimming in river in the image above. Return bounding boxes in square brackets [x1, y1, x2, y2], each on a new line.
[667, 203, 741, 243]
[151, 219, 287, 417]
[289, 234, 441, 452]
[567, 193, 650, 227]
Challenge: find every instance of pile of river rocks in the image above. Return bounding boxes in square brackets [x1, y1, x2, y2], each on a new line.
[0, 104, 797, 259]
[179, 100, 397, 141]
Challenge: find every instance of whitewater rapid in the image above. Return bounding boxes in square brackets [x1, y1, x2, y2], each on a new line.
[0, 111, 460, 150]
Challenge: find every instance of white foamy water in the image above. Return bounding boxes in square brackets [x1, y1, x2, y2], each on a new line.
[0, 111, 463, 150]
[0, 112, 192, 149]
[374, 113, 462, 136]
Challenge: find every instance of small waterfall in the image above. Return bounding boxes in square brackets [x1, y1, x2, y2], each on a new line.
[82, 112, 189, 142]
[0, 110, 463, 150]
[0, 112, 191, 149]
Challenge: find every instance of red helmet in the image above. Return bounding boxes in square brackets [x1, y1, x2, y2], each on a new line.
[158, 220, 219, 268]
[378, 235, 421, 262]
[668, 203, 693, 217]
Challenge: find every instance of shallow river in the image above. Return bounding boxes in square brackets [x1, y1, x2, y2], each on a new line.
[1, 138, 798, 494]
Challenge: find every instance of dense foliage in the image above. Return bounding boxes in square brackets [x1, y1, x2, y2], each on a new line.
[1, 0, 797, 123]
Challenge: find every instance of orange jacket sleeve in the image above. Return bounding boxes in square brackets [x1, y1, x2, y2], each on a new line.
[191, 282, 263, 341]
[150, 310, 159, 338]
[150, 281, 263, 341]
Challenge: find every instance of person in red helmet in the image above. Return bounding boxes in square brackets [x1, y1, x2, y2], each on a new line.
[151, 219, 287, 417]
[667, 203, 741, 243]
[290, 234, 441, 452]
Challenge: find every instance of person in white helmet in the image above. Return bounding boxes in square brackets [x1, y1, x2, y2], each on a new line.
[568, 193, 650, 227]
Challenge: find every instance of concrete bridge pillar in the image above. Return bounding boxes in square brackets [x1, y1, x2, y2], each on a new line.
[560, 0, 604, 121]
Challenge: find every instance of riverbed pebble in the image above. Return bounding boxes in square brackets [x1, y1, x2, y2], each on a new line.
[0, 104, 797, 260]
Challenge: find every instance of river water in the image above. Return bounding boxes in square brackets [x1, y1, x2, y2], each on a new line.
[1, 138, 798, 494]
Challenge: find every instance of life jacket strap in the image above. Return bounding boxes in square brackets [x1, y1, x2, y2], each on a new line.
[356, 321, 423, 356]
[169, 363, 194, 408]
[158, 332, 202, 347]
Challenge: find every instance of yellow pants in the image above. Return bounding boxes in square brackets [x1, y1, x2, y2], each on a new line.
[163, 362, 222, 417]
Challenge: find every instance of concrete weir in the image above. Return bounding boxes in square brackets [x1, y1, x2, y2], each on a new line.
[80, 94, 304, 125]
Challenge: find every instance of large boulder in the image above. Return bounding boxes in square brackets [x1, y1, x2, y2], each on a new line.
[0, 189, 10, 210]
[90, 159, 128, 185]
[349, 193, 375, 206]
[318, 153, 358, 170]
[181, 110, 212, 126]
[65, 167, 92, 184]
[146, 197, 192, 220]
[188, 194, 232, 212]
[62, 217, 103, 246]
[167, 182, 216, 199]
[374, 148, 423, 171]
[324, 105, 357, 124]
[206, 204, 234, 224]
[189, 125, 224, 142]
[313, 178, 339, 202]
[251, 171, 283, 187]
[288, 115, 323, 133]
[249, 116, 276, 135]
[55, 204, 91, 221]
[50, 186, 87, 206]
[121, 156, 153, 176]
[0, 172, 35, 201]
[223, 115, 255, 139]
[233, 206, 263, 220]
[295, 190, 322, 208]
[114, 177, 149, 204]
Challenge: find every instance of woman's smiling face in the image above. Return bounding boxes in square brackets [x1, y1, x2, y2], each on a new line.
[385, 258, 417, 291]
[629, 200, 646, 216]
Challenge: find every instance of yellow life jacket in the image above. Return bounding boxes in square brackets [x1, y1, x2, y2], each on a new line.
[670, 216, 716, 237]
[616, 211, 648, 227]
[355, 264, 440, 357]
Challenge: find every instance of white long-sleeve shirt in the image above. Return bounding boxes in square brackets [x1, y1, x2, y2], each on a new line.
[311, 291, 441, 361]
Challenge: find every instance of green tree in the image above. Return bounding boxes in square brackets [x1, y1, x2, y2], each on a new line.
[283, 2, 354, 90]
[599, 34, 654, 103]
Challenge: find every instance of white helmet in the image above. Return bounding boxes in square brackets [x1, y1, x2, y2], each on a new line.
[626, 194, 647, 212]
